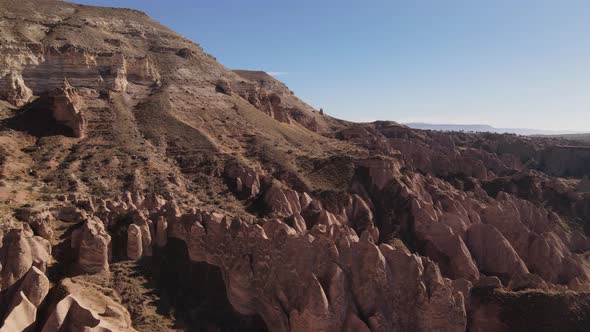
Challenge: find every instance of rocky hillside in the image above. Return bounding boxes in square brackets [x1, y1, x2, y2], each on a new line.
[1, 1, 590, 331]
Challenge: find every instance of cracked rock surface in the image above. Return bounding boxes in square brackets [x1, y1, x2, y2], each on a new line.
[1, 0, 590, 331]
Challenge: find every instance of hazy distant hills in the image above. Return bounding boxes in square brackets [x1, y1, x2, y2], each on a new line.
[544, 133, 590, 144]
[404, 123, 588, 136]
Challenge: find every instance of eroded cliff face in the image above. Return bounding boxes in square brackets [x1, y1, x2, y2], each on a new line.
[229, 70, 323, 131]
[0, 46, 160, 96]
[1, 0, 590, 331]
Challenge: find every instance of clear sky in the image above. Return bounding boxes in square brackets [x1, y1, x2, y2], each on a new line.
[72, 0, 590, 131]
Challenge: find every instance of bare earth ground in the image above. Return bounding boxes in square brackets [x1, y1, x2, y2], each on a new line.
[1, 1, 590, 331]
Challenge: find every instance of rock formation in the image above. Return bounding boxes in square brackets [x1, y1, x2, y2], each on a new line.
[0, 71, 33, 107]
[41, 278, 136, 332]
[71, 217, 111, 274]
[0, 266, 50, 332]
[49, 79, 86, 137]
[127, 224, 143, 260]
[0, 0, 589, 331]
[0, 228, 51, 290]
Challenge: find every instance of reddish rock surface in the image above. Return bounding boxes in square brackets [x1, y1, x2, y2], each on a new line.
[0, 1, 589, 331]
[71, 217, 111, 274]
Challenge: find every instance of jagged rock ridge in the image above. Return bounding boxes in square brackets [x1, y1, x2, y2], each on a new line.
[0, 1, 590, 331]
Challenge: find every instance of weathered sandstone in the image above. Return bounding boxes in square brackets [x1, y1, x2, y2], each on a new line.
[71, 217, 111, 274]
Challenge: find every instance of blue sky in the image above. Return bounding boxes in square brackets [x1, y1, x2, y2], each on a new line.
[73, 0, 590, 131]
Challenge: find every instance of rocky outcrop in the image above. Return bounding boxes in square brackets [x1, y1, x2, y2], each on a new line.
[345, 194, 374, 231]
[0, 292, 36, 332]
[41, 278, 136, 332]
[1, 1, 590, 331]
[168, 210, 467, 332]
[11, 266, 50, 307]
[86, 192, 463, 331]
[155, 216, 168, 247]
[340, 122, 590, 181]
[233, 80, 291, 123]
[418, 222, 480, 281]
[507, 273, 548, 291]
[466, 223, 528, 283]
[480, 193, 590, 289]
[224, 163, 261, 198]
[468, 285, 590, 332]
[14, 206, 55, 239]
[1, 45, 161, 96]
[130, 210, 153, 257]
[354, 156, 402, 190]
[540, 145, 590, 178]
[49, 79, 86, 138]
[231, 70, 323, 131]
[0, 228, 51, 290]
[71, 217, 111, 274]
[127, 224, 143, 260]
[0, 71, 32, 107]
[262, 185, 301, 216]
[0, 266, 50, 332]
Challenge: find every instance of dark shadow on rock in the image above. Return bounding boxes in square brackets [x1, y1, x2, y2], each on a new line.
[46, 221, 84, 283]
[108, 214, 134, 262]
[1, 96, 74, 138]
[132, 239, 268, 332]
[469, 287, 590, 332]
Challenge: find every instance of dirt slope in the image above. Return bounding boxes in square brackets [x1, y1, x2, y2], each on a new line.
[1, 1, 590, 331]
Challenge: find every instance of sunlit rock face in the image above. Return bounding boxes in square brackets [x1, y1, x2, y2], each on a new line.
[0, 228, 51, 290]
[71, 217, 111, 274]
[0, 44, 160, 98]
[1, 0, 590, 331]
[41, 278, 136, 332]
[0, 71, 33, 106]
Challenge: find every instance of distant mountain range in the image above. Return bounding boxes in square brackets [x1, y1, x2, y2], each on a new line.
[404, 123, 588, 136]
